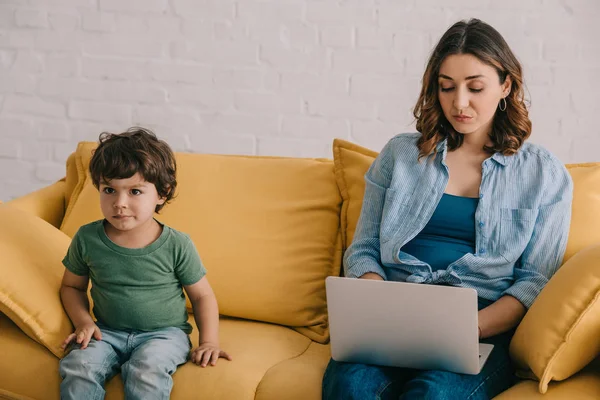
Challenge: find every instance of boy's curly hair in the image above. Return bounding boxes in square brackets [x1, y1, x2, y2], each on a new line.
[89, 127, 177, 213]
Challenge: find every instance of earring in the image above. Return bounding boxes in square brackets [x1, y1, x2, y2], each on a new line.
[499, 97, 507, 112]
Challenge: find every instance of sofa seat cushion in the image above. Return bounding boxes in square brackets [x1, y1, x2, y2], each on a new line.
[59, 142, 343, 343]
[493, 357, 600, 399]
[0, 313, 331, 400]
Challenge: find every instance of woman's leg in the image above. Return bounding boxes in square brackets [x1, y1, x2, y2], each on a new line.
[399, 329, 516, 400]
[322, 358, 411, 400]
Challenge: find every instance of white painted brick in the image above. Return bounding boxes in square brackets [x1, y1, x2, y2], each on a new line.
[28, 0, 95, 7]
[213, 21, 247, 41]
[0, 74, 36, 94]
[167, 85, 233, 111]
[3, 95, 66, 117]
[332, 48, 402, 74]
[280, 72, 348, 95]
[38, 120, 71, 141]
[172, 0, 235, 20]
[320, 26, 353, 48]
[15, 9, 48, 29]
[257, 137, 331, 158]
[82, 11, 117, 32]
[213, 69, 264, 91]
[0, 137, 21, 158]
[181, 20, 213, 38]
[48, 12, 80, 31]
[85, 35, 166, 58]
[376, 6, 444, 30]
[351, 120, 408, 151]
[39, 78, 104, 100]
[100, 0, 168, 13]
[237, 2, 303, 23]
[82, 57, 151, 81]
[54, 142, 77, 162]
[68, 121, 127, 142]
[0, 118, 36, 138]
[20, 141, 53, 161]
[306, 3, 376, 25]
[201, 113, 280, 137]
[46, 54, 80, 77]
[68, 100, 132, 124]
[234, 92, 301, 115]
[189, 133, 255, 156]
[376, 98, 419, 124]
[351, 74, 407, 96]
[0, 159, 34, 182]
[115, 14, 146, 34]
[259, 45, 328, 70]
[306, 95, 376, 119]
[356, 27, 393, 49]
[150, 63, 212, 86]
[35, 162, 65, 182]
[13, 51, 44, 74]
[145, 17, 181, 37]
[0, 6, 15, 28]
[0, 30, 35, 48]
[104, 82, 167, 104]
[133, 105, 201, 131]
[171, 41, 258, 67]
[281, 116, 349, 139]
[543, 42, 580, 64]
[249, 22, 318, 49]
[35, 31, 81, 51]
[0, 49, 16, 69]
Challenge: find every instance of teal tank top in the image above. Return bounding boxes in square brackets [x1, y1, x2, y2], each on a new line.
[401, 193, 478, 271]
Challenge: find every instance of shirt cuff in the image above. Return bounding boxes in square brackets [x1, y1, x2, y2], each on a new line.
[345, 260, 387, 280]
[502, 280, 544, 309]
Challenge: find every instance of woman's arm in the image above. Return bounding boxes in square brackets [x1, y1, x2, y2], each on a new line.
[478, 295, 525, 338]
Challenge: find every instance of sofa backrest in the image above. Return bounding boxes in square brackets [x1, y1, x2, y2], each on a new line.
[60, 142, 343, 344]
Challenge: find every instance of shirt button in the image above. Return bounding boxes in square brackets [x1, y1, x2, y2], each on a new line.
[479, 193, 484, 199]
[479, 221, 485, 227]
[479, 249, 486, 254]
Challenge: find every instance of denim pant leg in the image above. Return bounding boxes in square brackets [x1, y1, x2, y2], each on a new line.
[121, 327, 191, 400]
[322, 358, 412, 400]
[399, 329, 516, 400]
[59, 328, 125, 400]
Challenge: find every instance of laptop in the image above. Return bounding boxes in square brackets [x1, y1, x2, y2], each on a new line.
[325, 276, 494, 375]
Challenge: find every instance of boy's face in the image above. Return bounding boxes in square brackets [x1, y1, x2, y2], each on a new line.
[98, 173, 165, 234]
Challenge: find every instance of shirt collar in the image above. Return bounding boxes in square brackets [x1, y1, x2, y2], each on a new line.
[435, 138, 513, 167]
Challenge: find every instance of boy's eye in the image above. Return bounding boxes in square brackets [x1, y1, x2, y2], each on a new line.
[131, 189, 142, 195]
[103, 187, 115, 194]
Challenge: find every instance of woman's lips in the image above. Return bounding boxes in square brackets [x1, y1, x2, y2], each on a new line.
[453, 115, 472, 123]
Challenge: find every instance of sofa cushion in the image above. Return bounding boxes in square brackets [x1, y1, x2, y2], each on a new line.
[59, 142, 342, 343]
[509, 243, 600, 393]
[0, 205, 73, 358]
[0, 312, 331, 400]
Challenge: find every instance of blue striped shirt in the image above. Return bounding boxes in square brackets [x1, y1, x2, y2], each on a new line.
[344, 133, 573, 308]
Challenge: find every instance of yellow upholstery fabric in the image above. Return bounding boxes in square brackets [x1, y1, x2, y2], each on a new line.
[510, 243, 600, 393]
[6, 180, 66, 228]
[0, 205, 73, 359]
[563, 163, 600, 262]
[494, 358, 600, 399]
[0, 312, 332, 400]
[59, 142, 343, 343]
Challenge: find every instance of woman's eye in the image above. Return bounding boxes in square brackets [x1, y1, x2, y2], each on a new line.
[440, 87, 455, 92]
[469, 88, 483, 93]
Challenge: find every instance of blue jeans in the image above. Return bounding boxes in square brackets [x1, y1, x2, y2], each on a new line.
[59, 324, 191, 400]
[322, 298, 517, 400]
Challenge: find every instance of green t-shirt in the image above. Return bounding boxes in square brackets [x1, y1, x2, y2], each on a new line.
[62, 220, 206, 334]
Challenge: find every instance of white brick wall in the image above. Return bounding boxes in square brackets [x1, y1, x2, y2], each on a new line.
[0, 0, 599, 201]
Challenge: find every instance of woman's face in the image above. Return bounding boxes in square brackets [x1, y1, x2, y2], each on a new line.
[437, 54, 511, 142]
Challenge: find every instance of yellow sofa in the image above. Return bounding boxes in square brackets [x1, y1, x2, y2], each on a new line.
[1, 138, 599, 399]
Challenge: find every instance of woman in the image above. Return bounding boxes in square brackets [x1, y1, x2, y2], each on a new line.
[322, 19, 573, 399]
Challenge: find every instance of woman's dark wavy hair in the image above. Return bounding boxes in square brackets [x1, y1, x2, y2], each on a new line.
[89, 127, 177, 213]
[413, 18, 531, 159]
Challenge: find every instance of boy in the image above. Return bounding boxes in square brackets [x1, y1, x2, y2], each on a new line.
[59, 128, 230, 400]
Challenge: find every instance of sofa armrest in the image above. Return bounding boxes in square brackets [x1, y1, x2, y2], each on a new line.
[6, 179, 67, 229]
[255, 342, 331, 400]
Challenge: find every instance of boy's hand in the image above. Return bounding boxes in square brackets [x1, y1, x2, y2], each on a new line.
[190, 342, 232, 367]
[61, 322, 102, 351]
